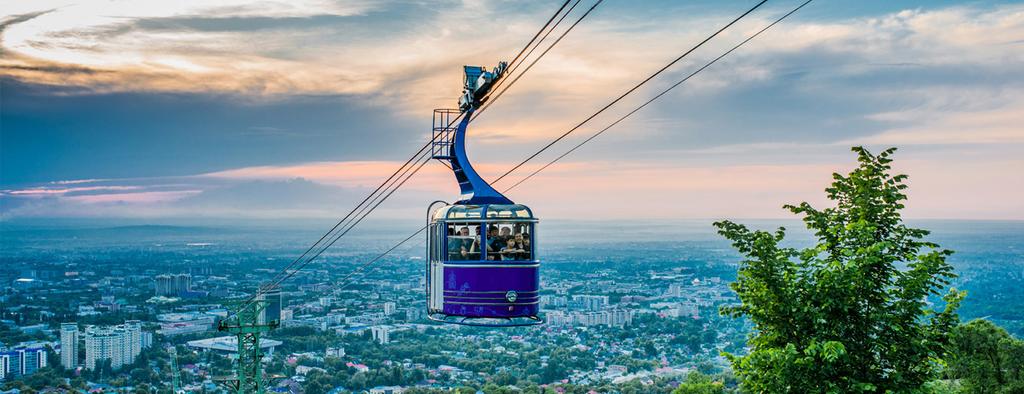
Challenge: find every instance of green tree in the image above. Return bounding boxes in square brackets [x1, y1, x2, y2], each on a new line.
[714, 147, 963, 393]
[947, 319, 1024, 393]
[23, 367, 65, 390]
[44, 346, 62, 372]
[136, 383, 154, 394]
[672, 371, 725, 394]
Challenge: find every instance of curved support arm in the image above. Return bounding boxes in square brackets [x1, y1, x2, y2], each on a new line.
[448, 109, 514, 205]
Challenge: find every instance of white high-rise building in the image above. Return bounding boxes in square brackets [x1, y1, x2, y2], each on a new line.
[572, 295, 609, 311]
[84, 326, 120, 370]
[383, 302, 396, 316]
[83, 321, 145, 371]
[0, 353, 8, 380]
[124, 320, 142, 364]
[371, 326, 390, 344]
[154, 273, 191, 296]
[404, 307, 423, 322]
[325, 347, 346, 358]
[60, 323, 79, 369]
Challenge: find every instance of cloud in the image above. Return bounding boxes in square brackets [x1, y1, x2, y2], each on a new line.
[853, 96, 1024, 145]
[63, 190, 201, 204]
[5, 185, 141, 195]
[2, 2, 1023, 220]
[4, 2, 1023, 145]
[0, 176, 378, 219]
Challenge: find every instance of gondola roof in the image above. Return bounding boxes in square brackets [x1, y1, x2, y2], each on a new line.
[432, 203, 534, 221]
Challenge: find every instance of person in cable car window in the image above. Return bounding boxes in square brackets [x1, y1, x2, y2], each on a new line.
[448, 226, 474, 260]
[500, 238, 525, 261]
[513, 233, 530, 260]
[469, 226, 482, 256]
[448, 233, 463, 260]
[485, 226, 501, 260]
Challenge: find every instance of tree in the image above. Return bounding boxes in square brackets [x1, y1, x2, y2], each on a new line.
[44, 346, 62, 372]
[947, 319, 1024, 393]
[672, 371, 725, 394]
[136, 383, 154, 394]
[23, 367, 65, 390]
[349, 372, 369, 390]
[714, 147, 963, 393]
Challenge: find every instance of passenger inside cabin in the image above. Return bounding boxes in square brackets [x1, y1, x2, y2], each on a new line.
[486, 226, 501, 259]
[514, 233, 529, 249]
[500, 238, 524, 261]
[448, 225, 478, 260]
[470, 226, 482, 255]
[448, 234, 464, 260]
[513, 233, 531, 260]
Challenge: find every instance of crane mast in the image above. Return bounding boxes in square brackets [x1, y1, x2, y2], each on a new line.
[168, 347, 184, 394]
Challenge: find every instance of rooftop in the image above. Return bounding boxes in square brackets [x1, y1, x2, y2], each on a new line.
[186, 336, 282, 352]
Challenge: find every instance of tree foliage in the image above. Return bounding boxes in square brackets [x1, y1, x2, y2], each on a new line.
[947, 319, 1024, 393]
[672, 371, 726, 394]
[714, 147, 963, 392]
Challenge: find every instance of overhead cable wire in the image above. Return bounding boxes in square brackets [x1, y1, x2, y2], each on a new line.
[505, 0, 574, 77]
[242, 149, 434, 313]
[490, 0, 769, 183]
[474, 0, 602, 120]
[482, 0, 583, 104]
[257, 148, 434, 295]
[331, 225, 428, 295]
[251, 140, 431, 294]
[238, 139, 434, 308]
[503, 0, 816, 192]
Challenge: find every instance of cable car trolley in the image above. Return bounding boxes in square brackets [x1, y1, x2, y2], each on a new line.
[425, 62, 543, 326]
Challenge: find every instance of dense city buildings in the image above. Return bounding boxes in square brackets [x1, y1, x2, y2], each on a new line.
[1, 221, 1020, 392]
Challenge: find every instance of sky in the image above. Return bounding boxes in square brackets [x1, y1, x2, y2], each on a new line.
[1, 0, 1023, 222]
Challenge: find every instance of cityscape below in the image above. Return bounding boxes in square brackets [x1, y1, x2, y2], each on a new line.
[1, 219, 1021, 393]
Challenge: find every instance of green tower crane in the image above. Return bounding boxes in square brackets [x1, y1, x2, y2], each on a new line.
[217, 299, 279, 394]
[168, 347, 184, 394]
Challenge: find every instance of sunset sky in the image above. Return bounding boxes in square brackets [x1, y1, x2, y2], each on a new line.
[2, 0, 1023, 221]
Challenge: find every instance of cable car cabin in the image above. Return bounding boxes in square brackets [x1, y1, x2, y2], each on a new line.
[426, 204, 540, 325]
[424, 62, 542, 326]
